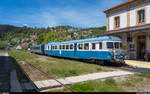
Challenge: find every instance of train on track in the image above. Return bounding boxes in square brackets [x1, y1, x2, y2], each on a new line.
[30, 36, 126, 64]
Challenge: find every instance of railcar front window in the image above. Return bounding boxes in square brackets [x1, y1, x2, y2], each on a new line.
[92, 43, 96, 50]
[107, 42, 114, 49]
[114, 42, 119, 49]
[84, 43, 89, 50]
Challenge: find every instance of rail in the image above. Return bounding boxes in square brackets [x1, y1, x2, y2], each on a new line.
[24, 61, 76, 92]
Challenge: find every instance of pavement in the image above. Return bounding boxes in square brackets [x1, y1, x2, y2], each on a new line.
[125, 60, 150, 69]
[0, 52, 22, 92]
[34, 70, 135, 89]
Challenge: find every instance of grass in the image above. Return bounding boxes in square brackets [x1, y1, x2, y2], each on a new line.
[120, 75, 144, 87]
[0, 49, 6, 53]
[64, 78, 124, 92]
[8, 50, 111, 79]
[136, 72, 150, 79]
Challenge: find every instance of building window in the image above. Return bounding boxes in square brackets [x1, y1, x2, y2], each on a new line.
[114, 16, 120, 29]
[137, 9, 145, 24]
[92, 43, 96, 50]
[84, 43, 89, 50]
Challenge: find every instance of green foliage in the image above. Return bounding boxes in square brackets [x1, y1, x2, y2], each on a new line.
[0, 25, 106, 48]
[0, 41, 7, 49]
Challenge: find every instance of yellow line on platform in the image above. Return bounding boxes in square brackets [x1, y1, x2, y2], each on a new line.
[125, 60, 150, 68]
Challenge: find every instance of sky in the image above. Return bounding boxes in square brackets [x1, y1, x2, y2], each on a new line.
[0, 0, 125, 28]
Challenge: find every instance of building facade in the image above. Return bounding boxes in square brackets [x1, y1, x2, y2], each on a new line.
[104, 0, 150, 60]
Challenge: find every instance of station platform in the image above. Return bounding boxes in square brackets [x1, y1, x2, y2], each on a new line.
[125, 60, 150, 69]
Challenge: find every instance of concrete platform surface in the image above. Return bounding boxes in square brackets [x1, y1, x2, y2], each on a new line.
[34, 70, 135, 89]
[0, 52, 23, 92]
[125, 60, 150, 69]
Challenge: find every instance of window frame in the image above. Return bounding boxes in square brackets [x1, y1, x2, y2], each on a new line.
[114, 15, 120, 29]
[136, 8, 146, 25]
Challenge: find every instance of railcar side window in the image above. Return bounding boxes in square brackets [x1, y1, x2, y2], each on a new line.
[63, 45, 65, 50]
[55, 45, 57, 50]
[107, 42, 114, 49]
[66, 45, 69, 50]
[52, 46, 55, 50]
[78, 44, 83, 50]
[92, 43, 96, 50]
[114, 42, 119, 49]
[59, 45, 61, 50]
[84, 43, 89, 50]
[99, 42, 102, 49]
[70, 44, 73, 49]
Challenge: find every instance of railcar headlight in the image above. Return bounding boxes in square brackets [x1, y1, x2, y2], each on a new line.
[109, 53, 113, 56]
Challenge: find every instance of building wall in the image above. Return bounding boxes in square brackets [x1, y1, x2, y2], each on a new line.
[109, 10, 127, 31]
[116, 30, 150, 59]
[107, 2, 150, 31]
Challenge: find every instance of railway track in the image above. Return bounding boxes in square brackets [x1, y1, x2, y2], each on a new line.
[22, 61, 76, 92]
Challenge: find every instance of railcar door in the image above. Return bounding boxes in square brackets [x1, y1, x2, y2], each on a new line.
[74, 43, 77, 58]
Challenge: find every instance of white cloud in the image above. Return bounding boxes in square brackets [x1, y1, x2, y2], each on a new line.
[4, 0, 125, 27]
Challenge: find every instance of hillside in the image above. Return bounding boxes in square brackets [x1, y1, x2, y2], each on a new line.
[0, 25, 106, 49]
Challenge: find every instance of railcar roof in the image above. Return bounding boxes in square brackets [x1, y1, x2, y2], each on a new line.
[46, 36, 121, 45]
[31, 44, 44, 47]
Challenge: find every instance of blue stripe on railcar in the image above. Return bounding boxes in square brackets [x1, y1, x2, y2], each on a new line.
[75, 51, 112, 61]
[50, 50, 75, 58]
[44, 50, 52, 55]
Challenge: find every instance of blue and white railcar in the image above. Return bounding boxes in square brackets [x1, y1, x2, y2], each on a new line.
[30, 44, 45, 54]
[44, 36, 125, 63]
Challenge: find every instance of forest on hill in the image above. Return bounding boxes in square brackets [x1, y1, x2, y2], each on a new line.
[0, 24, 106, 49]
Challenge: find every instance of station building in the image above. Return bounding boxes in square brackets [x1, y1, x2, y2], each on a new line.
[104, 0, 150, 60]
